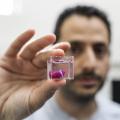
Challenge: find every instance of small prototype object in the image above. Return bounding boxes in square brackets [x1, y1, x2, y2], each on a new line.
[47, 56, 74, 80]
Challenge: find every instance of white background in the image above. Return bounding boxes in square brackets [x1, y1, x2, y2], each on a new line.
[0, 0, 120, 101]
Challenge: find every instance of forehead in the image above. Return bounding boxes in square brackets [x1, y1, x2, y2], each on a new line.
[59, 15, 109, 45]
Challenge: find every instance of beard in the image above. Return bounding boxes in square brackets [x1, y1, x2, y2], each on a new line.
[60, 71, 106, 105]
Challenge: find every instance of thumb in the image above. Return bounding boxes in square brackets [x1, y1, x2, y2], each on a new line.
[28, 79, 66, 113]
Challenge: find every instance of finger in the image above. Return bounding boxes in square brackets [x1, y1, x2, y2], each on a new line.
[29, 79, 66, 113]
[32, 49, 65, 68]
[32, 42, 70, 68]
[52, 42, 71, 52]
[20, 34, 56, 60]
[40, 42, 71, 53]
[5, 29, 35, 57]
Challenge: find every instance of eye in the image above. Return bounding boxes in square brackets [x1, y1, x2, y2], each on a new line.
[70, 41, 84, 55]
[93, 43, 108, 58]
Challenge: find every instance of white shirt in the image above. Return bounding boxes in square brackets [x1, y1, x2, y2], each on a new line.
[24, 97, 120, 120]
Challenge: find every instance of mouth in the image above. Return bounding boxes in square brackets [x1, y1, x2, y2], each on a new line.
[75, 77, 98, 88]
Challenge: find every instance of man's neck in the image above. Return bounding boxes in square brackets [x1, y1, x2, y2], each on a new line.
[55, 91, 97, 119]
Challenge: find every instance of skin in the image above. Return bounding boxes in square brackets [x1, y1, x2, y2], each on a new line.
[0, 29, 71, 120]
[55, 14, 110, 119]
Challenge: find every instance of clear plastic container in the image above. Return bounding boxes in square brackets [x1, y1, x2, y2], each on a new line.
[47, 56, 74, 80]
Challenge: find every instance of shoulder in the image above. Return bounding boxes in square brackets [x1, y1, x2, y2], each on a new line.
[96, 97, 120, 119]
[24, 98, 54, 120]
[24, 106, 50, 120]
[24, 97, 64, 120]
[97, 98, 120, 111]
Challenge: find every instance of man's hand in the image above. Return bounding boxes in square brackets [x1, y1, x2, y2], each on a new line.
[0, 29, 70, 120]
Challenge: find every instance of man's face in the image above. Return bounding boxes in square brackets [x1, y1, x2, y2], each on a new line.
[59, 15, 110, 101]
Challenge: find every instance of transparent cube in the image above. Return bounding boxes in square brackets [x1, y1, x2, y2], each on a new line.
[47, 56, 74, 80]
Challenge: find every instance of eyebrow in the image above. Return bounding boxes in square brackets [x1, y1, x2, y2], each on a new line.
[69, 39, 107, 47]
[93, 42, 108, 47]
[69, 40, 84, 45]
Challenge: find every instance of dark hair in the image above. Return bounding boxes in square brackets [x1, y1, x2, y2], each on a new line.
[54, 5, 111, 43]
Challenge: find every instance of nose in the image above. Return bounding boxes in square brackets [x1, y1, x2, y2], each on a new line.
[82, 47, 97, 71]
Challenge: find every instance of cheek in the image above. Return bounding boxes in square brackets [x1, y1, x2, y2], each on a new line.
[97, 58, 109, 76]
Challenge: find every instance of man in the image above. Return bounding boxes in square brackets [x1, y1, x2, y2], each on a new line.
[25, 5, 120, 120]
[0, 30, 70, 120]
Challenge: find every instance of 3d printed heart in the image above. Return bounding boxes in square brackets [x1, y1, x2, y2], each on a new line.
[49, 69, 65, 79]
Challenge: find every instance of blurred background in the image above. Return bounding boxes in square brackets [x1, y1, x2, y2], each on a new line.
[0, 0, 120, 103]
